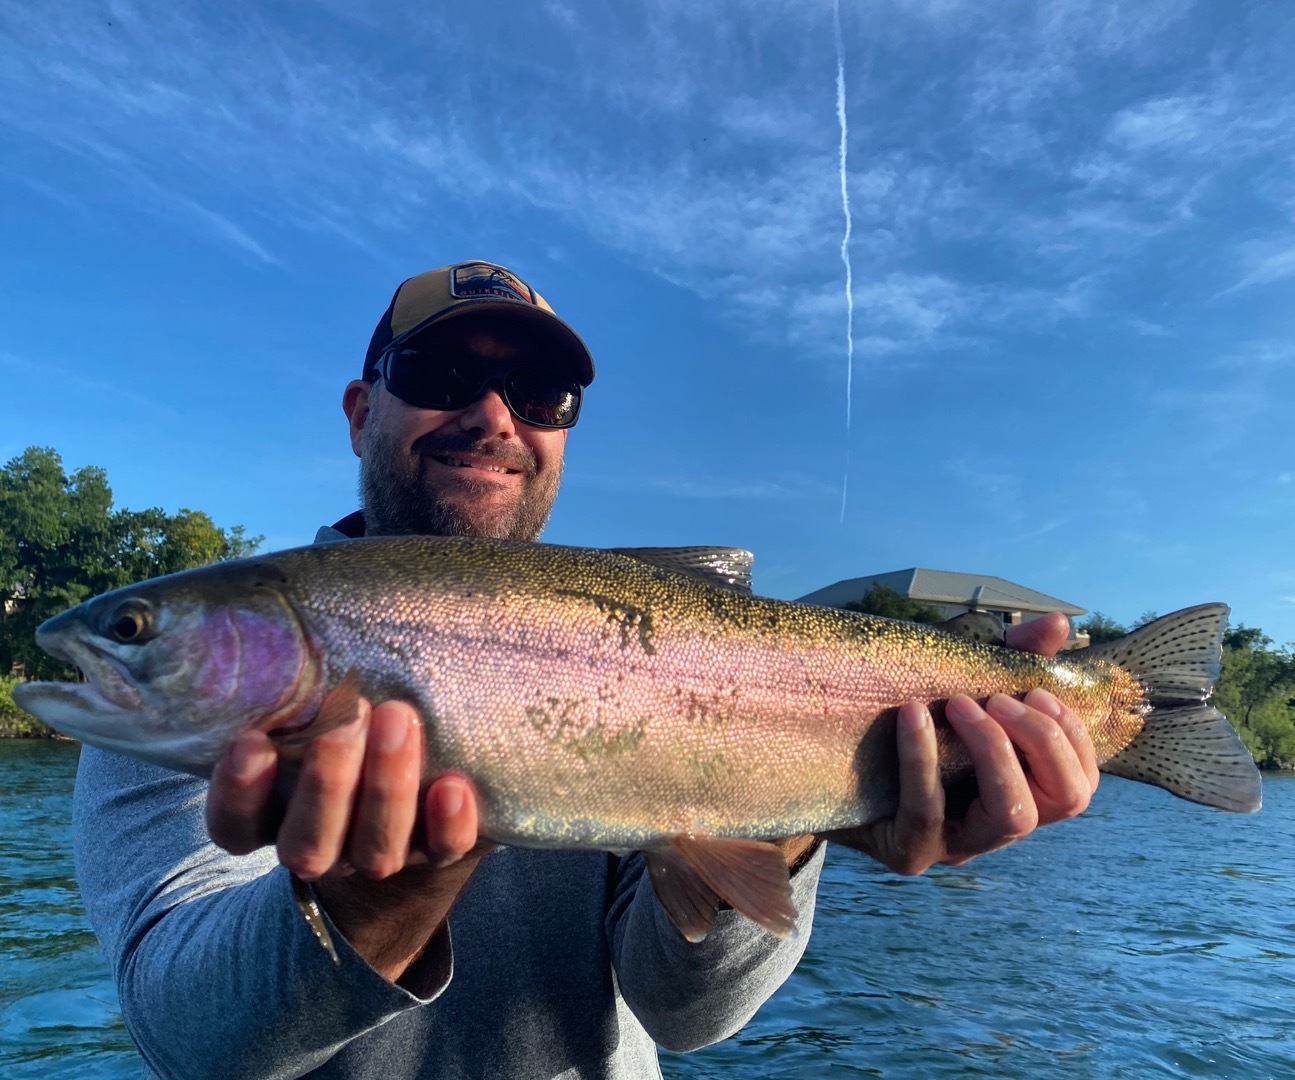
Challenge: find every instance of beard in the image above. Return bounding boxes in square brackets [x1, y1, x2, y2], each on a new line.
[359, 422, 561, 542]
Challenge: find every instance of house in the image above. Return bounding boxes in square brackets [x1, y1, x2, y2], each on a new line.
[798, 568, 1090, 648]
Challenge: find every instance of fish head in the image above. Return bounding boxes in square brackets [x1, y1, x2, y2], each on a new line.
[13, 565, 319, 777]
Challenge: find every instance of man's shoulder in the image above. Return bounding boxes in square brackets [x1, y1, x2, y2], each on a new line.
[315, 511, 366, 544]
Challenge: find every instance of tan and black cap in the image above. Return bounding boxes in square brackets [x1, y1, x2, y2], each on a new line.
[364, 261, 595, 386]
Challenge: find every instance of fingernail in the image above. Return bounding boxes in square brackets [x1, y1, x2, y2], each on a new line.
[1026, 688, 1063, 718]
[374, 710, 409, 753]
[436, 780, 465, 819]
[322, 712, 366, 743]
[987, 694, 1028, 720]
[230, 736, 271, 782]
[900, 703, 930, 731]
[945, 695, 983, 723]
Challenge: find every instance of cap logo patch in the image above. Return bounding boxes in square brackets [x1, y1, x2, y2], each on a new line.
[450, 262, 536, 305]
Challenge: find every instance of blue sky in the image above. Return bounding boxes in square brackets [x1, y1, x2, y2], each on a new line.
[2, 0, 1293, 644]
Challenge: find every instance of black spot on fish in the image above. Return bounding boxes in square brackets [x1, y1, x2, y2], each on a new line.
[558, 591, 657, 655]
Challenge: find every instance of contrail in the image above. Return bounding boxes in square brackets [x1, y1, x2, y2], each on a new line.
[833, 0, 854, 523]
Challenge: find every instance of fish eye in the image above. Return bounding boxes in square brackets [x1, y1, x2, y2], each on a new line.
[107, 601, 154, 644]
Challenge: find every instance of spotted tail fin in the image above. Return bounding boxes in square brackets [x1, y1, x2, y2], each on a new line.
[1077, 604, 1261, 813]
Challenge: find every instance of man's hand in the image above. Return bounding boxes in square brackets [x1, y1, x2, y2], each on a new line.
[205, 699, 488, 981]
[825, 612, 1100, 874]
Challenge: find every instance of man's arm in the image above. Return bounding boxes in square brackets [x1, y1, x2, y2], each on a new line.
[76, 694, 489, 1079]
[206, 700, 485, 985]
[73, 747, 456, 1080]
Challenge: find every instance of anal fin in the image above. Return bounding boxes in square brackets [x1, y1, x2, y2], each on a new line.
[646, 850, 722, 943]
[651, 834, 797, 940]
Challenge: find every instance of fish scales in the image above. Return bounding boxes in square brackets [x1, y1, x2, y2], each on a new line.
[12, 534, 1262, 942]
[263, 538, 1146, 848]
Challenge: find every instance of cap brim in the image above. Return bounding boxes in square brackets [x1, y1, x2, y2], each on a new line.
[395, 299, 594, 386]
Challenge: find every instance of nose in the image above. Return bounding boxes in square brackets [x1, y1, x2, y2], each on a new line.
[453, 383, 517, 439]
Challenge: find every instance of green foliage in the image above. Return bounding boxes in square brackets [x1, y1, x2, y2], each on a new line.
[0, 673, 52, 736]
[0, 446, 263, 683]
[842, 583, 945, 624]
[1211, 625, 1295, 770]
[1077, 611, 1126, 644]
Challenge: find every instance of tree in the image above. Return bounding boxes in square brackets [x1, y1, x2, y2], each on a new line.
[1211, 624, 1295, 769]
[842, 583, 945, 624]
[1077, 611, 1126, 644]
[1213, 625, 1295, 769]
[0, 447, 263, 683]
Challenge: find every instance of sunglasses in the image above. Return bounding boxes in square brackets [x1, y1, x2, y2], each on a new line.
[376, 345, 583, 429]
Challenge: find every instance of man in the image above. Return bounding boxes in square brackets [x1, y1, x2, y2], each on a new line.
[74, 261, 1098, 1079]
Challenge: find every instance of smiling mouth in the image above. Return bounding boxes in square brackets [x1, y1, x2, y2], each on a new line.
[431, 455, 520, 476]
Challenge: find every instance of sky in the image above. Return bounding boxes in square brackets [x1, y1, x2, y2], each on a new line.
[1, 0, 1294, 644]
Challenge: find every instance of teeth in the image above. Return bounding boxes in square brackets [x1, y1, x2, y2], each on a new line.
[445, 457, 509, 474]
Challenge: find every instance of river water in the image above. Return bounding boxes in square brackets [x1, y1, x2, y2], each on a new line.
[1, 740, 1291, 1078]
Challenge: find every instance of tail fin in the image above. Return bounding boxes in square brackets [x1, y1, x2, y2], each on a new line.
[1077, 604, 1262, 813]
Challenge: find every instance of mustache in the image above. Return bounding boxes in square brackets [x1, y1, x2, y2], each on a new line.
[411, 432, 538, 477]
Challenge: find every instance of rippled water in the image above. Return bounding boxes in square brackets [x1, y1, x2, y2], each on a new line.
[0, 742, 140, 1079]
[2, 741, 1292, 1078]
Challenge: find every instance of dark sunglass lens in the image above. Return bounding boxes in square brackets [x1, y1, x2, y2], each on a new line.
[505, 369, 582, 428]
[385, 349, 487, 410]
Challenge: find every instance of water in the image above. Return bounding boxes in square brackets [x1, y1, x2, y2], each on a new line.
[1, 742, 1292, 1079]
[0, 742, 140, 1079]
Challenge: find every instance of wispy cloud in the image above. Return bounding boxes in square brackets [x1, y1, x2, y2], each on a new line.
[1219, 237, 1295, 296]
[2, 0, 1292, 363]
[647, 476, 835, 500]
[576, 470, 836, 501]
[1150, 340, 1295, 448]
[1105, 93, 1227, 156]
[1128, 317, 1172, 338]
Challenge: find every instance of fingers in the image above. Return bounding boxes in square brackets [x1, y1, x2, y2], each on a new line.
[943, 689, 1100, 862]
[885, 702, 947, 875]
[1020, 688, 1100, 815]
[943, 694, 1039, 860]
[346, 702, 424, 879]
[276, 701, 372, 880]
[1004, 612, 1070, 658]
[422, 773, 483, 868]
[207, 729, 280, 855]
[984, 690, 1098, 824]
[206, 693, 476, 883]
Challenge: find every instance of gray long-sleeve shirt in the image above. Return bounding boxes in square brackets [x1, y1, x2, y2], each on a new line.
[72, 526, 824, 1080]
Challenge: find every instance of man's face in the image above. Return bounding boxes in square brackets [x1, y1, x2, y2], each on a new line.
[344, 324, 570, 541]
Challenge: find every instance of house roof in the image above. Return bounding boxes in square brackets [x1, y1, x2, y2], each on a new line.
[797, 567, 1086, 616]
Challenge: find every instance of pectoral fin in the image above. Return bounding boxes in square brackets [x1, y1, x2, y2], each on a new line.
[268, 669, 362, 759]
[647, 834, 797, 941]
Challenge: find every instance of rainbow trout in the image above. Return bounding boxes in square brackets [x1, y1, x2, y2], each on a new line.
[14, 536, 1261, 944]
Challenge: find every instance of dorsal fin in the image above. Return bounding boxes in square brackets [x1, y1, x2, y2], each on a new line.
[936, 611, 1006, 646]
[610, 546, 754, 594]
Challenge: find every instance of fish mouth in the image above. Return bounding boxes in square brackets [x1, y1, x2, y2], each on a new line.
[30, 633, 143, 713]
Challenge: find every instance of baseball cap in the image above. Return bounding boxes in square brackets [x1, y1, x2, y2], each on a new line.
[364, 261, 595, 386]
